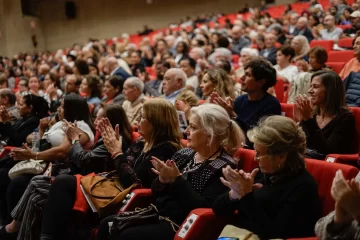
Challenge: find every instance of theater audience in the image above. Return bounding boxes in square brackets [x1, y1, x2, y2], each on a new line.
[213, 57, 281, 148]
[105, 57, 131, 80]
[80, 75, 102, 108]
[320, 15, 343, 41]
[28, 76, 44, 97]
[38, 98, 182, 239]
[315, 171, 360, 240]
[292, 17, 314, 42]
[291, 35, 310, 62]
[122, 77, 144, 125]
[295, 71, 355, 159]
[274, 46, 298, 83]
[259, 33, 277, 65]
[97, 103, 244, 240]
[179, 58, 198, 92]
[102, 75, 126, 105]
[213, 115, 321, 239]
[1, 104, 133, 239]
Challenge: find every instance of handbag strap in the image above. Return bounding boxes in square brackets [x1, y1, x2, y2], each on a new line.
[89, 178, 124, 199]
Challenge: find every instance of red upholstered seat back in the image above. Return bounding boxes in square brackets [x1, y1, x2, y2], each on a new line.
[349, 107, 360, 153]
[304, 159, 358, 216]
[280, 103, 294, 119]
[234, 148, 257, 172]
[327, 50, 354, 62]
[325, 62, 346, 74]
[310, 40, 334, 52]
[132, 132, 141, 142]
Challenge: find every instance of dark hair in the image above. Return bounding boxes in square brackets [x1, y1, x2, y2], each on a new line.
[85, 75, 102, 99]
[217, 37, 230, 48]
[215, 60, 232, 74]
[196, 39, 205, 47]
[75, 59, 89, 75]
[180, 57, 196, 69]
[23, 94, 49, 119]
[344, 7, 354, 15]
[311, 71, 348, 116]
[244, 57, 276, 91]
[46, 72, 61, 88]
[272, 26, 282, 35]
[277, 46, 296, 61]
[63, 93, 95, 133]
[176, 41, 189, 54]
[64, 65, 74, 74]
[88, 63, 99, 75]
[308, 46, 328, 66]
[102, 103, 133, 145]
[309, 14, 320, 26]
[0, 74, 8, 88]
[155, 39, 168, 51]
[0, 89, 16, 105]
[107, 75, 125, 95]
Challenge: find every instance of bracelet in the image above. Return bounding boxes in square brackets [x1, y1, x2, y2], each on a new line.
[111, 151, 123, 159]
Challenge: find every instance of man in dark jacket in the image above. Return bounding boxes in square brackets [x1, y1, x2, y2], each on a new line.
[260, 33, 277, 65]
[292, 17, 314, 42]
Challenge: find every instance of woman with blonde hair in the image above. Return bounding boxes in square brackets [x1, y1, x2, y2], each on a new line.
[214, 115, 321, 239]
[200, 68, 235, 101]
[291, 35, 310, 62]
[97, 103, 245, 240]
[37, 98, 182, 240]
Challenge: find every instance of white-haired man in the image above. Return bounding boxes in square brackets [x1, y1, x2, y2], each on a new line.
[292, 17, 314, 42]
[162, 68, 187, 104]
[122, 77, 145, 125]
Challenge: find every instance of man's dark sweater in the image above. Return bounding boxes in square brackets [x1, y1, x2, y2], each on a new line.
[233, 93, 281, 148]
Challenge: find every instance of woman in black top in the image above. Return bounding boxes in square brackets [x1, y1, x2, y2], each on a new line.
[0, 94, 49, 147]
[213, 115, 321, 239]
[96, 103, 245, 240]
[0, 104, 133, 239]
[295, 70, 355, 159]
[38, 98, 182, 240]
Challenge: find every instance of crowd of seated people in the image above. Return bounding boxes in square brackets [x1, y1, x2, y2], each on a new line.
[0, 0, 360, 239]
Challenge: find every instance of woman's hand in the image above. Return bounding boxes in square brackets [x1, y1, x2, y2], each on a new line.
[211, 92, 236, 118]
[10, 143, 35, 161]
[294, 95, 312, 121]
[221, 166, 261, 200]
[98, 118, 122, 156]
[334, 202, 354, 225]
[151, 157, 181, 184]
[63, 120, 82, 141]
[39, 117, 50, 131]
[175, 99, 191, 120]
[0, 106, 11, 123]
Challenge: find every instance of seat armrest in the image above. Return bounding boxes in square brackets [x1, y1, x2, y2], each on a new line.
[119, 188, 152, 212]
[326, 154, 359, 168]
[174, 208, 236, 240]
[0, 146, 17, 160]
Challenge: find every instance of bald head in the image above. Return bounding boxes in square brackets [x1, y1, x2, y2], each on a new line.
[324, 14, 335, 28]
[162, 68, 187, 97]
[231, 26, 243, 40]
[105, 57, 119, 74]
[265, 33, 277, 48]
[297, 17, 308, 30]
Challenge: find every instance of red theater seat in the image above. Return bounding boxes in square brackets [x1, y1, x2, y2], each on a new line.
[338, 38, 354, 49]
[274, 78, 285, 103]
[280, 103, 294, 119]
[327, 50, 354, 62]
[310, 40, 334, 52]
[325, 62, 346, 74]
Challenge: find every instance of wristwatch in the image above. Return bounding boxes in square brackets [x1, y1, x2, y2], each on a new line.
[71, 139, 80, 145]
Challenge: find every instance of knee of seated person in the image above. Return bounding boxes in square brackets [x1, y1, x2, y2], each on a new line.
[51, 175, 76, 191]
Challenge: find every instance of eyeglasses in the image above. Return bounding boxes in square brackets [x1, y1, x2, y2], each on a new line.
[254, 151, 268, 161]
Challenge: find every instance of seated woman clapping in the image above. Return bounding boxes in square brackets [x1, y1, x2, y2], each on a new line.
[0, 104, 133, 239]
[96, 103, 245, 240]
[315, 171, 360, 239]
[37, 98, 182, 240]
[213, 116, 321, 239]
[294, 71, 355, 159]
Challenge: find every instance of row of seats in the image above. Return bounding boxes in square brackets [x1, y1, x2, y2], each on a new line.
[280, 103, 360, 167]
[118, 148, 359, 240]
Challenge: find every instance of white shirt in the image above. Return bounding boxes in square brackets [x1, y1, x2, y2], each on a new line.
[274, 64, 299, 83]
[43, 120, 94, 149]
[186, 75, 199, 92]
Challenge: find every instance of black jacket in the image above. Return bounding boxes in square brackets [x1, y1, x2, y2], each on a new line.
[213, 169, 321, 239]
[260, 47, 277, 65]
[0, 116, 39, 147]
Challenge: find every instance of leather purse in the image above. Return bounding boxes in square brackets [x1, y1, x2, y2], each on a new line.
[8, 159, 48, 179]
[80, 171, 135, 218]
[109, 204, 180, 239]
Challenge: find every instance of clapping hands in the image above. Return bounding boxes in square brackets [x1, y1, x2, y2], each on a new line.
[294, 94, 312, 122]
[151, 156, 181, 184]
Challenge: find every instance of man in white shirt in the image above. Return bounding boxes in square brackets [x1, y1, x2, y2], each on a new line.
[320, 15, 343, 42]
[179, 58, 198, 92]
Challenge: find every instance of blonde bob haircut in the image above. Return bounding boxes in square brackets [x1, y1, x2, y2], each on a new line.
[142, 98, 182, 151]
[190, 103, 244, 155]
[247, 115, 306, 172]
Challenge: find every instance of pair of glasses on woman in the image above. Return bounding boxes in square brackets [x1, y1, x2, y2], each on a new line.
[254, 151, 268, 161]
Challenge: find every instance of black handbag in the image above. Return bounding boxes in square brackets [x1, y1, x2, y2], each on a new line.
[110, 204, 179, 239]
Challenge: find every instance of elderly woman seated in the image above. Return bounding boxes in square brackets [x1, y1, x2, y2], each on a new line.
[96, 103, 245, 240]
[213, 115, 321, 239]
